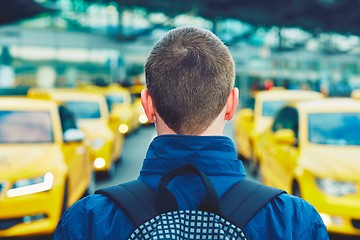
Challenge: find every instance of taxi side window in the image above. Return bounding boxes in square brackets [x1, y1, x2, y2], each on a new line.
[272, 109, 286, 132]
[272, 108, 299, 135]
[283, 107, 299, 140]
[58, 106, 78, 134]
[272, 107, 299, 146]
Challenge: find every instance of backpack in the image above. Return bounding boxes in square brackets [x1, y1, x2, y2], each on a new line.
[95, 164, 286, 240]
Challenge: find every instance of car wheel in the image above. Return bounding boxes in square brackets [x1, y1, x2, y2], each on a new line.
[61, 181, 69, 216]
[83, 171, 96, 197]
[106, 160, 116, 179]
[237, 152, 248, 165]
[115, 155, 122, 165]
[113, 136, 122, 164]
[292, 181, 302, 198]
[249, 158, 259, 177]
[256, 162, 263, 183]
[248, 147, 260, 176]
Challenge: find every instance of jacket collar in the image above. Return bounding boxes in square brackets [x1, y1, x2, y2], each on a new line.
[140, 134, 246, 177]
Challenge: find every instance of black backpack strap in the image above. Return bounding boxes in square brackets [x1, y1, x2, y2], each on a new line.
[220, 179, 286, 228]
[155, 164, 220, 215]
[94, 180, 157, 227]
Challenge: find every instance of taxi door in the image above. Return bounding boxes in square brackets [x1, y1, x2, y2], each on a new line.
[261, 127, 283, 187]
[263, 107, 299, 191]
[58, 106, 89, 205]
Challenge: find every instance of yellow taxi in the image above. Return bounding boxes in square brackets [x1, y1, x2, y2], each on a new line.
[28, 89, 124, 178]
[129, 84, 150, 125]
[0, 97, 94, 237]
[258, 98, 360, 236]
[101, 84, 140, 134]
[79, 84, 140, 135]
[233, 89, 324, 174]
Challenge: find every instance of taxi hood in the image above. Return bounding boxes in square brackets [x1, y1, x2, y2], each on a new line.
[301, 144, 360, 180]
[78, 119, 106, 129]
[78, 119, 112, 139]
[0, 145, 63, 179]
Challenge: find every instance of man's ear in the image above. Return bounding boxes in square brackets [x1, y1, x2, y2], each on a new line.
[225, 87, 239, 121]
[141, 89, 156, 123]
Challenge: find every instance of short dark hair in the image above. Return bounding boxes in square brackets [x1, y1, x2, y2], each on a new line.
[145, 26, 235, 134]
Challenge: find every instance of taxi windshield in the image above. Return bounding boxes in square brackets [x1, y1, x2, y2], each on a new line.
[0, 111, 54, 143]
[308, 113, 360, 146]
[65, 101, 101, 119]
[106, 94, 124, 111]
[262, 101, 286, 117]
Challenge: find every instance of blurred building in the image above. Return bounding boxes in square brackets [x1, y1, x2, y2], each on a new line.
[0, 0, 359, 97]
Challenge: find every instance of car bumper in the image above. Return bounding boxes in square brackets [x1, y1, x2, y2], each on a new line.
[302, 179, 360, 236]
[0, 183, 64, 237]
[315, 198, 360, 236]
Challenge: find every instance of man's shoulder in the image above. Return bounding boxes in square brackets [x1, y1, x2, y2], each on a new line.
[59, 194, 117, 223]
[244, 193, 329, 239]
[276, 192, 319, 213]
[269, 192, 321, 218]
[54, 193, 134, 240]
[266, 193, 326, 232]
[70, 193, 120, 216]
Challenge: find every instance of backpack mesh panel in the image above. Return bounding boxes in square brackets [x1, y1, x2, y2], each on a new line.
[129, 210, 247, 240]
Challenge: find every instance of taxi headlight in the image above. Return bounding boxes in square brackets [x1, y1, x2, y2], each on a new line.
[139, 114, 148, 124]
[118, 124, 129, 134]
[316, 178, 356, 196]
[91, 138, 105, 149]
[7, 172, 54, 197]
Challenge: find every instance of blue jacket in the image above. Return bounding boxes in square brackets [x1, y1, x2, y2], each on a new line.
[54, 135, 329, 239]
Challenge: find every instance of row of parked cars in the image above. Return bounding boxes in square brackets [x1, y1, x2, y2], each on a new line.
[0, 84, 147, 237]
[233, 88, 360, 237]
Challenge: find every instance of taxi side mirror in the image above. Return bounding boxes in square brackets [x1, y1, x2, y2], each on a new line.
[64, 129, 85, 143]
[274, 129, 296, 146]
[110, 104, 122, 115]
[109, 112, 120, 124]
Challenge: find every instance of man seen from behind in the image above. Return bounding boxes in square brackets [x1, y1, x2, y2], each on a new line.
[54, 26, 329, 240]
